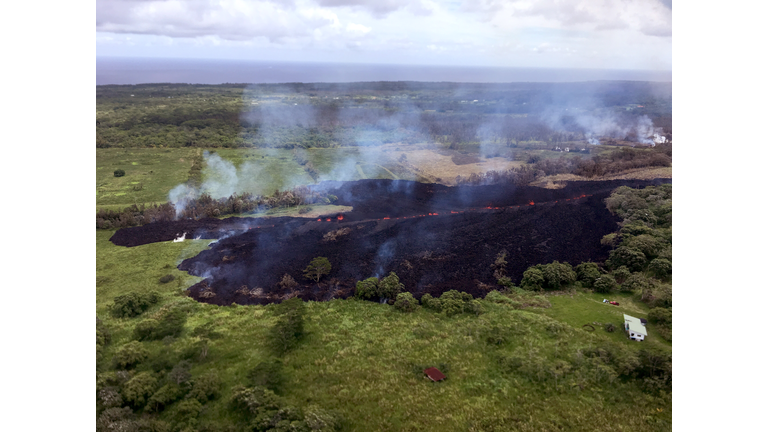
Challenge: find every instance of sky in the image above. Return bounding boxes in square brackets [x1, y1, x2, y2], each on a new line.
[96, 0, 672, 70]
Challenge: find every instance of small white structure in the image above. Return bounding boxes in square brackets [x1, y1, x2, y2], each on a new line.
[624, 314, 647, 342]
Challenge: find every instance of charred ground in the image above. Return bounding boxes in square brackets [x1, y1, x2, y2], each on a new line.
[110, 179, 670, 305]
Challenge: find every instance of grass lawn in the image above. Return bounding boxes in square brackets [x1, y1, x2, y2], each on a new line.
[533, 290, 672, 352]
[97, 148, 201, 207]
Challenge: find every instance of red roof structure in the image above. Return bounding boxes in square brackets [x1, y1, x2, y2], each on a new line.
[424, 367, 446, 382]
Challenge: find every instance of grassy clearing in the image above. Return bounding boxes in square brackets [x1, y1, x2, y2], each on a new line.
[97, 232, 671, 431]
[97, 148, 200, 207]
[205, 148, 313, 195]
[534, 291, 672, 352]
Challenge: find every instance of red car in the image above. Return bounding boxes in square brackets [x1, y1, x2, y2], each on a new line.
[609, 301, 619, 306]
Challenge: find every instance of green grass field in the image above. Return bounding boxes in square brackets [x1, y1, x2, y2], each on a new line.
[97, 148, 202, 207]
[97, 232, 671, 431]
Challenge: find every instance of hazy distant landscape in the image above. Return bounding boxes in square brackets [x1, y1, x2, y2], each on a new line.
[97, 57, 673, 86]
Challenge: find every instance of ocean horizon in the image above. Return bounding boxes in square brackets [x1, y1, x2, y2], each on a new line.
[97, 57, 672, 86]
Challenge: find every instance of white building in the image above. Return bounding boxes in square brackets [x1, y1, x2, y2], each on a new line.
[624, 314, 648, 342]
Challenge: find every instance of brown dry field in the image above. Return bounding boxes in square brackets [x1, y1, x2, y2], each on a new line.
[530, 166, 673, 189]
[377, 144, 523, 185]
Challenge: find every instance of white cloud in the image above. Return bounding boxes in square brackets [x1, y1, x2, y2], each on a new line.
[462, 0, 671, 38]
[96, 0, 671, 70]
[346, 22, 372, 36]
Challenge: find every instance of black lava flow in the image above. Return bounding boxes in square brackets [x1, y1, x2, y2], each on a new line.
[110, 178, 670, 305]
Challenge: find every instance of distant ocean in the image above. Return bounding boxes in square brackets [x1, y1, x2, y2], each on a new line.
[97, 57, 672, 85]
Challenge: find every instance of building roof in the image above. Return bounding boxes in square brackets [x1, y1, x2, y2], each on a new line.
[424, 367, 446, 382]
[624, 314, 648, 336]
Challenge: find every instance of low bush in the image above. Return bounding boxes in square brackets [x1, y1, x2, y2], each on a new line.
[575, 262, 602, 288]
[606, 246, 647, 272]
[114, 169, 125, 177]
[187, 371, 222, 403]
[110, 291, 161, 318]
[612, 266, 631, 284]
[159, 274, 175, 284]
[355, 277, 379, 300]
[269, 297, 306, 356]
[648, 307, 672, 326]
[648, 258, 672, 279]
[122, 371, 158, 408]
[520, 268, 544, 291]
[134, 307, 187, 341]
[420, 293, 442, 312]
[146, 384, 184, 413]
[394, 292, 418, 312]
[379, 272, 405, 300]
[248, 360, 285, 393]
[593, 275, 618, 294]
[113, 341, 150, 369]
[439, 290, 474, 317]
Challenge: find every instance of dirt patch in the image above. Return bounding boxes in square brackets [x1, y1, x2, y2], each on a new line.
[451, 153, 482, 165]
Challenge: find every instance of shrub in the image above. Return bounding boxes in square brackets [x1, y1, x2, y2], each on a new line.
[648, 258, 672, 279]
[146, 384, 183, 413]
[96, 407, 135, 432]
[113, 341, 150, 369]
[154, 307, 188, 339]
[270, 297, 306, 355]
[593, 275, 617, 294]
[159, 274, 175, 284]
[187, 371, 222, 403]
[173, 399, 203, 424]
[248, 360, 285, 393]
[133, 319, 160, 341]
[651, 284, 672, 308]
[520, 268, 544, 291]
[624, 234, 662, 259]
[278, 274, 298, 290]
[622, 273, 653, 293]
[298, 206, 312, 214]
[575, 262, 602, 288]
[604, 323, 616, 332]
[229, 385, 281, 416]
[134, 307, 187, 341]
[114, 169, 126, 177]
[169, 360, 193, 386]
[439, 290, 473, 317]
[110, 291, 161, 318]
[97, 386, 123, 410]
[468, 299, 485, 316]
[540, 261, 576, 289]
[303, 257, 331, 283]
[394, 292, 418, 312]
[606, 246, 647, 272]
[648, 307, 672, 326]
[379, 272, 405, 300]
[355, 277, 379, 300]
[484, 290, 514, 305]
[420, 293, 442, 312]
[303, 405, 343, 431]
[122, 371, 158, 408]
[612, 266, 631, 284]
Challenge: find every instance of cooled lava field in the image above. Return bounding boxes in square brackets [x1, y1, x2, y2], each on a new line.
[111, 179, 670, 305]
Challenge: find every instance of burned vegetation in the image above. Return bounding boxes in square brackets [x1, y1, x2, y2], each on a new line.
[110, 178, 670, 306]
